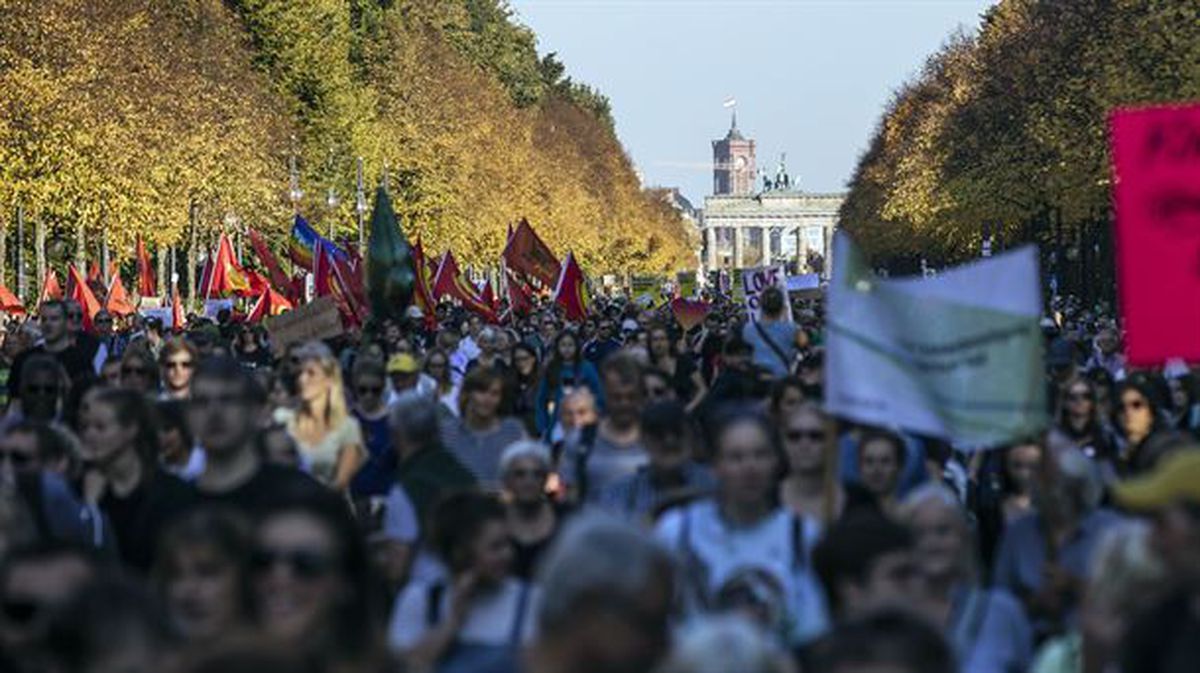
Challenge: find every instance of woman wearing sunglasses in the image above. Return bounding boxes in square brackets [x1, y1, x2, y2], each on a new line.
[390, 491, 536, 673]
[499, 440, 564, 580]
[1112, 374, 1179, 476]
[253, 492, 395, 672]
[778, 403, 844, 524]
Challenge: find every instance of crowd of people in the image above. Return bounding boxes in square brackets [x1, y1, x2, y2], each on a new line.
[0, 285, 1198, 673]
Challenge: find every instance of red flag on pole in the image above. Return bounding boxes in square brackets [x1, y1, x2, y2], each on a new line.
[553, 252, 588, 323]
[136, 238, 157, 298]
[66, 265, 102, 331]
[206, 234, 251, 298]
[246, 286, 294, 323]
[481, 279, 499, 313]
[0, 284, 25, 315]
[503, 218, 559, 288]
[248, 228, 291, 296]
[433, 251, 498, 322]
[105, 275, 136, 316]
[505, 269, 534, 319]
[314, 240, 364, 326]
[171, 283, 185, 333]
[39, 269, 63, 304]
[411, 238, 437, 323]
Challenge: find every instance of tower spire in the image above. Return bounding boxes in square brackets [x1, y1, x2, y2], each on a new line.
[731, 108, 738, 133]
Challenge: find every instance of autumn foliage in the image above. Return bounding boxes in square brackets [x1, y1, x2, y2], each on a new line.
[0, 0, 695, 279]
[840, 0, 1200, 273]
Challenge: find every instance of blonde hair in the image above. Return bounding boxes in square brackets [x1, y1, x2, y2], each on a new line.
[293, 341, 349, 431]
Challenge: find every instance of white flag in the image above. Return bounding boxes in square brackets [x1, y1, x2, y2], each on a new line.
[722, 97, 737, 108]
[825, 232, 1046, 447]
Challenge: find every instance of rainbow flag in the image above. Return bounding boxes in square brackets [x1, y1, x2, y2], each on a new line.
[289, 215, 349, 269]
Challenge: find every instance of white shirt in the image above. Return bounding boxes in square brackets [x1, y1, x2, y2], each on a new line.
[389, 577, 538, 650]
[655, 499, 829, 645]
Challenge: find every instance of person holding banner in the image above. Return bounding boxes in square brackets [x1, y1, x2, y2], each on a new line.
[741, 287, 799, 379]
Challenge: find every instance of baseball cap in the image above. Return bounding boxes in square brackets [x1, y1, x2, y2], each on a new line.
[1113, 448, 1200, 511]
[386, 353, 420, 375]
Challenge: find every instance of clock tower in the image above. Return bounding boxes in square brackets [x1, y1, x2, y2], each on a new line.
[712, 111, 756, 195]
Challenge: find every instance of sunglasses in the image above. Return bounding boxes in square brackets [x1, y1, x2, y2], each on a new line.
[785, 429, 824, 442]
[0, 449, 33, 467]
[356, 385, 383, 396]
[122, 366, 151, 376]
[1120, 399, 1147, 412]
[166, 360, 194, 370]
[1, 598, 43, 625]
[96, 318, 113, 325]
[251, 547, 336, 581]
[508, 467, 548, 480]
[1066, 391, 1090, 401]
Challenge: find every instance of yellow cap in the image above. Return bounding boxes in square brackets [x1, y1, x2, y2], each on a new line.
[386, 353, 419, 374]
[1113, 448, 1200, 511]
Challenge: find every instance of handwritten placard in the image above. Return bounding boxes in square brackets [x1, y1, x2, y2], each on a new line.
[740, 264, 792, 321]
[265, 296, 343, 354]
[1111, 103, 1200, 365]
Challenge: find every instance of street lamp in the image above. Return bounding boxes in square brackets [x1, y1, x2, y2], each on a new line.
[355, 157, 366, 253]
[288, 152, 303, 207]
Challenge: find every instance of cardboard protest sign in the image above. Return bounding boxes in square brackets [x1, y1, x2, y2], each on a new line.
[825, 232, 1046, 447]
[1111, 103, 1200, 365]
[741, 265, 792, 321]
[139, 307, 173, 329]
[787, 273, 820, 292]
[265, 296, 343, 354]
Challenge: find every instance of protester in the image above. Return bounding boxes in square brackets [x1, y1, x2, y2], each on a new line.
[390, 491, 536, 673]
[646, 324, 707, 411]
[350, 356, 397, 499]
[160, 337, 199, 400]
[500, 440, 565, 580]
[854, 429, 906, 515]
[1113, 373, 1181, 475]
[423, 349, 459, 417]
[898, 483, 1033, 673]
[509, 343, 541, 436]
[386, 352, 435, 407]
[560, 352, 647, 502]
[655, 617, 798, 673]
[656, 409, 827, 645]
[79, 387, 196, 570]
[277, 341, 365, 492]
[389, 398, 477, 541]
[534, 330, 602, 439]
[439, 366, 527, 487]
[154, 507, 253, 644]
[157, 398, 205, 481]
[597, 399, 714, 523]
[992, 446, 1120, 639]
[742, 286, 798, 379]
[779, 403, 845, 523]
[807, 609, 956, 673]
[526, 514, 676, 673]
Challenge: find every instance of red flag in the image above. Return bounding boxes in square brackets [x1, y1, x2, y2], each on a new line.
[503, 218, 559, 288]
[39, 269, 63, 304]
[87, 260, 101, 285]
[245, 269, 270, 297]
[314, 240, 364, 326]
[105, 275, 136, 316]
[136, 238, 156, 298]
[248, 228, 291, 296]
[506, 269, 534, 319]
[553, 252, 588, 323]
[433, 251, 497, 322]
[0, 284, 25, 315]
[207, 234, 251, 298]
[481, 279, 499, 313]
[246, 286, 294, 323]
[171, 284, 185, 332]
[411, 238, 437, 326]
[66, 265, 102, 331]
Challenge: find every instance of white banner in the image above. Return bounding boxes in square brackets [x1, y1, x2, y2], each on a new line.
[825, 232, 1046, 447]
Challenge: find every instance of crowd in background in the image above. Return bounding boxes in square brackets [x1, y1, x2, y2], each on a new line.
[0, 286, 1198, 673]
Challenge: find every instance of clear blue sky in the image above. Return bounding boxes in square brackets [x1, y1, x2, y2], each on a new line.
[510, 0, 995, 204]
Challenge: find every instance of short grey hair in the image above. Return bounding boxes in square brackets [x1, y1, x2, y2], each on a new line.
[387, 398, 443, 453]
[536, 513, 674, 633]
[656, 617, 796, 673]
[499, 439, 551, 475]
[897, 483, 964, 521]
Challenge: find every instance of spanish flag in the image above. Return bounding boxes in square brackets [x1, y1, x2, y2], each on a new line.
[553, 252, 588, 323]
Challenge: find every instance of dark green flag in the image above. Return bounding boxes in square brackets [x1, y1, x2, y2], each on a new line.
[366, 186, 414, 322]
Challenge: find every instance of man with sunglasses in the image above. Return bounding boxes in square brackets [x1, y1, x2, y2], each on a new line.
[0, 543, 98, 666]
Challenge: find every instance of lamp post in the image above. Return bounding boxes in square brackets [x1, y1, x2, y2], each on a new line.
[355, 157, 366, 253]
[288, 146, 303, 211]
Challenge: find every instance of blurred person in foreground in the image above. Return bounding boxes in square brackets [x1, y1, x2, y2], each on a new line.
[1113, 449, 1200, 673]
